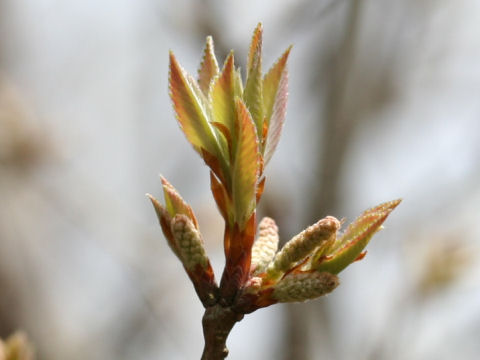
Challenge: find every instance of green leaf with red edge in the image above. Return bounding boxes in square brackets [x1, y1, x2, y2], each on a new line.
[169, 51, 219, 157]
[244, 23, 264, 138]
[263, 46, 291, 163]
[329, 199, 402, 254]
[160, 176, 199, 229]
[263, 46, 291, 126]
[232, 98, 260, 228]
[313, 199, 401, 274]
[363, 199, 403, 216]
[210, 52, 236, 153]
[247, 23, 263, 77]
[184, 70, 231, 175]
[198, 36, 219, 96]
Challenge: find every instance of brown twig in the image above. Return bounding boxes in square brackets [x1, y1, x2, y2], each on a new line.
[201, 305, 243, 360]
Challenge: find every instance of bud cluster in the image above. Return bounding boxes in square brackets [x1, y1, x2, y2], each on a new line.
[235, 199, 401, 310]
[148, 24, 400, 327]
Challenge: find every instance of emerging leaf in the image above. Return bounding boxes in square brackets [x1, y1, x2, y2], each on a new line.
[210, 52, 237, 153]
[160, 176, 199, 228]
[247, 23, 263, 77]
[263, 47, 291, 164]
[169, 52, 219, 157]
[234, 68, 244, 98]
[244, 23, 264, 137]
[198, 36, 219, 96]
[232, 99, 260, 228]
[313, 199, 401, 274]
[263, 46, 291, 124]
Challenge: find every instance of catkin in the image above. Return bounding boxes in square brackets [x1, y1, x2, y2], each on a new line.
[171, 214, 209, 270]
[273, 272, 339, 303]
[251, 217, 279, 274]
[267, 216, 340, 279]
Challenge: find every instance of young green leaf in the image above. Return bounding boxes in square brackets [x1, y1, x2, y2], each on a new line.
[198, 36, 219, 96]
[160, 176, 199, 228]
[210, 52, 236, 152]
[244, 23, 264, 137]
[263, 46, 291, 126]
[247, 23, 263, 76]
[263, 47, 291, 163]
[169, 51, 219, 157]
[232, 98, 260, 228]
[234, 68, 244, 97]
[313, 200, 401, 274]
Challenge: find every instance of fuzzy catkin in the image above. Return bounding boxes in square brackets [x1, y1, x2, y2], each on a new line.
[267, 216, 340, 279]
[273, 272, 339, 303]
[251, 217, 279, 274]
[171, 214, 209, 270]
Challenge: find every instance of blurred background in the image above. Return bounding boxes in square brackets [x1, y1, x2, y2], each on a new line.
[1, 0, 479, 359]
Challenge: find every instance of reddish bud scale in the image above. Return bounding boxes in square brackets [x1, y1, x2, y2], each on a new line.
[233, 287, 276, 314]
[220, 213, 256, 303]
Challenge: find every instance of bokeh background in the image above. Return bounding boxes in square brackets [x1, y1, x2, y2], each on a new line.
[1, 0, 479, 359]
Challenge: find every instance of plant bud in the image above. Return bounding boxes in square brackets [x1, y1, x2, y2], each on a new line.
[251, 217, 279, 274]
[273, 272, 339, 303]
[171, 214, 209, 270]
[267, 216, 340, 279]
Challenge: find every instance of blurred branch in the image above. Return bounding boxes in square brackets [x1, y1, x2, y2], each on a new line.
[192, 0, 230, 62]
[283, 1, 364, 359]
[308, 0, 363, 218]
[281, 0, 350, 34]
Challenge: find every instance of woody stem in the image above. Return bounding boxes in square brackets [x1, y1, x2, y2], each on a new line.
[200, 305, 243, 360]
